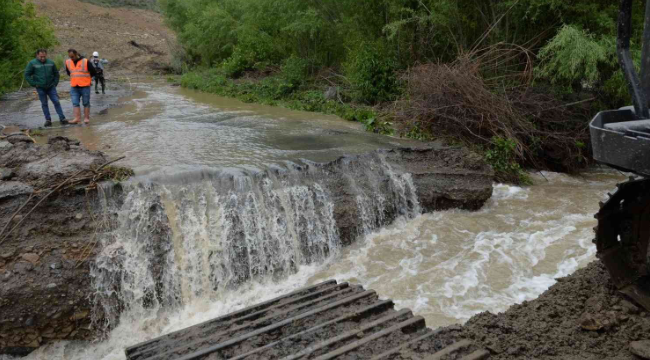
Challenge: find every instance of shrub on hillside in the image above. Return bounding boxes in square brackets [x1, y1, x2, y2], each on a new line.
[344, 42, 399, 104]
[0, 0, 57, 96]
[392, 56, 592, 178]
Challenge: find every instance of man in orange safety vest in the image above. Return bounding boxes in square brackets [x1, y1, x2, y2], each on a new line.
[65, 49, 97, 124]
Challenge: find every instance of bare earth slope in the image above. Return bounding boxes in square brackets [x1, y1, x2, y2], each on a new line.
[31, 0, 173, 74]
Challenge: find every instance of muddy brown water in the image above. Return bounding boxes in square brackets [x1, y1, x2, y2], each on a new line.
[0, 81, 626, 359]
[23, 81, 426, 177]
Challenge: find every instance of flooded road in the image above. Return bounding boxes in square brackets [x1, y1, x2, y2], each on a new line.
[0, 80, 626, 359]
[25, 81, 424, 177]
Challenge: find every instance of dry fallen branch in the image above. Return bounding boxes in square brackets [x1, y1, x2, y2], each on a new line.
[0, 156, 127, 246]
[391, 46, 593, 173]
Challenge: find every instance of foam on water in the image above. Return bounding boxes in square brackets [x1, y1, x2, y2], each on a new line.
[14, 263, 325, 360]
[309, 171, 624, 327]
[7, 155, 421, 360]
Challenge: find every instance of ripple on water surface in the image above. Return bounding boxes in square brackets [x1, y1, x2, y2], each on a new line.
[308, 170, 625, 327]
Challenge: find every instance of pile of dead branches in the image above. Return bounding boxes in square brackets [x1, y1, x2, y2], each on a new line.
[390, 45, 593, 174]
[0, 156, 132, 246]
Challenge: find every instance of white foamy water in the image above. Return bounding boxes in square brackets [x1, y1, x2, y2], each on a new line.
[12, 264, 325, 360]
[5, 170, 623, 360]
[309, 170, 625, 327]
[9, 157, 421, 360]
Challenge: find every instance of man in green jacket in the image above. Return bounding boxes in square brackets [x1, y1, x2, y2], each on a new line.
[24, 49, 68, 127]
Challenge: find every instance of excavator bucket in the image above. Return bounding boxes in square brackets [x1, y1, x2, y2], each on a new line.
[590, 0, 650, 311]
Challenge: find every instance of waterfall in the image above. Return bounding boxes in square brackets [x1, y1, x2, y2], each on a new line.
[89, 153, 422, 332]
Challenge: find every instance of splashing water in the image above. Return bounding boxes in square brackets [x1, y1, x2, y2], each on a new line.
[309, 170, 625, 327]
[13, 159, 421, 360]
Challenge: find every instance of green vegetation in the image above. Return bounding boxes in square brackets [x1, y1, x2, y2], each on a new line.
[485, 137, 531, 184]
[179, 70, 379, 127]
[161, 0, 645, 183]
[77, 0, 159, 11]
[0, 0, 57, 96]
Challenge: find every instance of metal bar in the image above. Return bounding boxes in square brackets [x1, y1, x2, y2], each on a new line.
[618, 0, 649, 118]
[231, 299, 395, 360]
[371, 330, 438, 360]
[641, 0, 650, 102]
[281, 309, 414, 360]
[177, 290, 379, 360]
[423, 340, 472, 360]
[312, 316, 426, 360]
[125, 280, 337, 356]
[142, 286, 361, 360]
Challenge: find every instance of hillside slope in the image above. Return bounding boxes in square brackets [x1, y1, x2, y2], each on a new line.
[31, 0, 174, 75]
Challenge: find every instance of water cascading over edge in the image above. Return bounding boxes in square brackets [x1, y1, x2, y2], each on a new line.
[89, 153, 422, 332]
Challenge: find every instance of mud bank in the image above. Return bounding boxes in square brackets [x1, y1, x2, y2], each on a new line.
[0, 135, 111, 355]
[0, 137, 493, 356]
[434, 261, 650, 360]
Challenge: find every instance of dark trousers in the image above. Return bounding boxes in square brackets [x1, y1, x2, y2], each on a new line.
[36, 87, 66, 121]
[94, 76, 105, 93]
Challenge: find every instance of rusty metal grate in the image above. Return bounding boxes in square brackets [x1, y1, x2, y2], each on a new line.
[125, 280, 488, 360]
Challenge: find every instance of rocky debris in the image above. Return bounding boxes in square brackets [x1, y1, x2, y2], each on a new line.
[324, 86, 338, 100]
[21, 253, 39, 265]
[0, 140, 13, 152]
[4, 133, 33, 145]
[0, 167, 13, 180]
[630, 341, 650, 359]
[0, 181, 34, 200]
[435, 261, 650, 359]
[0, 136, 113, 356]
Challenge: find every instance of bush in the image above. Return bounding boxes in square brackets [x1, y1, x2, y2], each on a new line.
[392, 56, 592, 175]
[344, 42, 399, 104]
[281, 56, 309, 88]
[0, 0, 57, 96]
[485, 137, 530, 184]
[536, 25, 617, 91]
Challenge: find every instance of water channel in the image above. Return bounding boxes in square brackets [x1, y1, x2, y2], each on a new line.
[0, 80, 625, 359]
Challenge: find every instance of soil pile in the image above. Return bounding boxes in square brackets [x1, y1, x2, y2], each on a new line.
[31, 0, 174, 75]
[437, 261, 650, 360]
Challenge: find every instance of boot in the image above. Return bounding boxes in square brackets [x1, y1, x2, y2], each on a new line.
[96, 91, 99, 94]
[44, 120, 52, 127]
[60, 119, 69, 126]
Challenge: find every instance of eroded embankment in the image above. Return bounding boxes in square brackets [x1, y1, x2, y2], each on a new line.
[0, 135, 111, 355]
[435, 261, 650, 360]
[0, 136, 493, 356]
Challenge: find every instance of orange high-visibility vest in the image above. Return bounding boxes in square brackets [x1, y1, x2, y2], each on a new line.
[66, 58, 91, 87]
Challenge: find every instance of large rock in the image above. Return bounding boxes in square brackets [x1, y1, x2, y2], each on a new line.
[321, 147, 493, 244]
[0, 181, 33, 200]
[631, 341, 650, 360]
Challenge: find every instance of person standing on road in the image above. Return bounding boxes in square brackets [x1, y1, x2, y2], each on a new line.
[24, 49, 69, 127]
[65, 49, 96, 124]
[91, 51, 106, 95]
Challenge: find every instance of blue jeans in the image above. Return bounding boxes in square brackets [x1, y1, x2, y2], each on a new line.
[70, 86, 91, 108]
[36, 87, 66, 121]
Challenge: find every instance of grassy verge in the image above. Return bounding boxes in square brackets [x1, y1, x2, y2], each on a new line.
[176, 70, 391, 133]
[174, 69, 562, 185]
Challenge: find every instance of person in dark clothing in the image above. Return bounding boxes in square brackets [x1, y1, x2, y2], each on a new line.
[65, 49, 97, 124]
[24, 49, 68, 127]
[91, 51, 106, 94]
